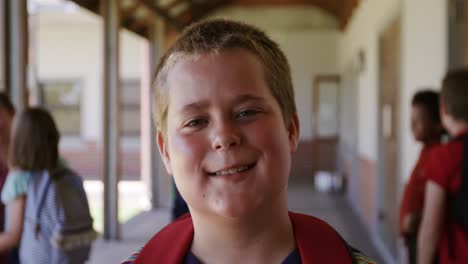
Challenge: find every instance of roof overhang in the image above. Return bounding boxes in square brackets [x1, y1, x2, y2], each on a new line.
[69, 0, 360, 39]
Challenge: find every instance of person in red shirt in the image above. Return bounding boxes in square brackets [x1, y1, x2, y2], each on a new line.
[418, 68, 468, 264]
[400, 90, 444, 264]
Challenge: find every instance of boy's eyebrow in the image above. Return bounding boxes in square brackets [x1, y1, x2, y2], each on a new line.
[178, 94, 266, 114]
[233, 94, 266, 105]
[179, 101, 210, 114]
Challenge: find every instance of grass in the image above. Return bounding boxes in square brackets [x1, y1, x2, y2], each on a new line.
[89, 202, 144, 233]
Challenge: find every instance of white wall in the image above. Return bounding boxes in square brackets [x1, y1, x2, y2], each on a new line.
[339, 0, 448, 262]
[400, 0, 448, 183]
[37, 8, 143, 143]
[339, 0, 448, 177]
[271, 31, 339, 140]
[210, 7, 340, 141]
[210, 6, 338, 30]
[339, 0, 402, 161]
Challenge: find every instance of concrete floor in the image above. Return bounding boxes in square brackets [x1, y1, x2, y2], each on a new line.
[87, 177, 385, 263]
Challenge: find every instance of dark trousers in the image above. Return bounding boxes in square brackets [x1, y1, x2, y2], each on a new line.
[404, 234, 417, 264]
[405, 233, 438, 264]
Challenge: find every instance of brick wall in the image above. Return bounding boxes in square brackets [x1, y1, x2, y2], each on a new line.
[290, 138, 338, 179]
[61, 144, 140, 181]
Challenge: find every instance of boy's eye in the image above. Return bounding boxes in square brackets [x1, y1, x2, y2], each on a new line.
[183, 118, 207, 128]
[235, 109, 260, 119]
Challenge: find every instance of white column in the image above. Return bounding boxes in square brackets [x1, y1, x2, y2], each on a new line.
[7, 0, 28, 109]
[101, 0, 121, 240]
[141, 18, 171, 209]
[0, 0, 6, 92]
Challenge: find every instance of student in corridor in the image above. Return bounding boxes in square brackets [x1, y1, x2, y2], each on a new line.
[0, 93, 16, 263]
[0, 108, 96, 263]
[418, 69, 468, 264]
[124, 19, 375, 264]
[400, 90, 444, 264]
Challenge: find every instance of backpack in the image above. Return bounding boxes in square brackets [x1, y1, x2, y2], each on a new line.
[450, 135, 468, 231]
[20, 167, 98, 264]
[448, 135, 468, 260]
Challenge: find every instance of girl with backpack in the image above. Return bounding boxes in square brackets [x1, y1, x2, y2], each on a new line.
[0, 108, 96, 264]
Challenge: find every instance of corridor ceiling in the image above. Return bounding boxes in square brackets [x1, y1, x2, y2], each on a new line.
[69, 0, 359, 38]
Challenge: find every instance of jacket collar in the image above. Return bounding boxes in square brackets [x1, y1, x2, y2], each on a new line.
[135, 212, 352, 264]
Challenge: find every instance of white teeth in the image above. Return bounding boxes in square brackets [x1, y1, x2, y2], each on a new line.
[214, 165, 250, 176]
[237, 166, 249, 172]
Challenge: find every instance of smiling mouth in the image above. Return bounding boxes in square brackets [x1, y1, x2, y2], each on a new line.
[207, 163, 256, 176]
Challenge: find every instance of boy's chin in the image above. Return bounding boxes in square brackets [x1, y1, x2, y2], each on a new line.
[214, 207, 256, 220]
[207, 201, 264, 220]
[412, 134, 425, 142]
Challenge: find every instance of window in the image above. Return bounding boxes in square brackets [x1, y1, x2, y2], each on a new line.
[41, 80, 81, 135]
[121, 80, 140, 136]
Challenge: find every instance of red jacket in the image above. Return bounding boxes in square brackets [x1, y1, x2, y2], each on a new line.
[134, 211, 354, 263]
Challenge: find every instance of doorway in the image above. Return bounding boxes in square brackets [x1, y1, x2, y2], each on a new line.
[448, 0, 468, 67]
[310, 75, 341, 189]
[465, 0, 468, 65]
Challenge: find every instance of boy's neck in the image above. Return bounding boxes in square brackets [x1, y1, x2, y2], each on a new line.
[448, 121, 468, 137]
[422, 136, 441, 146]
[190, 194, 294, 264]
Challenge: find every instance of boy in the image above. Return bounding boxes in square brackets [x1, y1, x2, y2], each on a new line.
[127, 19, 375, 263]
[418, 69, 468, 264]
[399, 90, 444, 264]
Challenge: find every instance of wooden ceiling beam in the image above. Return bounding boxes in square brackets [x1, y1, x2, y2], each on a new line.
[178, 0, 231, 26]
[232, 0, 340, 17]
[163, 0, 188, 10]
[68, 0, 100, 14]
[121, 15, 150, 38]
[136, 0, 184, 30]
[339, 0, 359, 30]
[70, 0, 361, 33]
[121, 2, 140, 21]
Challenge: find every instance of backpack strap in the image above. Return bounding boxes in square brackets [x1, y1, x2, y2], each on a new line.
[457, 135, 468, 205]
[33, 171, 53, 238]
[462, 135, 468, 200]
[290, 212, 353, 264]
[448, 134, 468, 259]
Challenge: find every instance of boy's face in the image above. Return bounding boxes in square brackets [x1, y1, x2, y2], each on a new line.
[158, 49, 299, 218]
[410, 104, 438, 142]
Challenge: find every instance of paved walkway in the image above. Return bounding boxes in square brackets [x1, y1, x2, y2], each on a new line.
[87, 177, 385, 263]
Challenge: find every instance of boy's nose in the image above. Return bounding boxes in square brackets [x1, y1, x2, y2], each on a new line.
[211, 122, 241, 151]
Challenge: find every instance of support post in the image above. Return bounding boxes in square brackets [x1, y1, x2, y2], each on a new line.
[141, 18, 169, 209]
[101, 0, 121, 240]
[7, 0, 28, 109]
[0, 0, 6, 92]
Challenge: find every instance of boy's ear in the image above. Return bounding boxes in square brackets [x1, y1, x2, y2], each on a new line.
[440, 99, 448, 116]
[288, 113, 300, 153]
[157, 131, 173, 175]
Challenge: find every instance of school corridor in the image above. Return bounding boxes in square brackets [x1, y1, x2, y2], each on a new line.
[1, 0, 468, 263]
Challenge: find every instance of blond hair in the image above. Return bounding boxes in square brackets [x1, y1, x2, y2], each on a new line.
[152, 19, 296, 135]
[441, 68, 468, 121]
